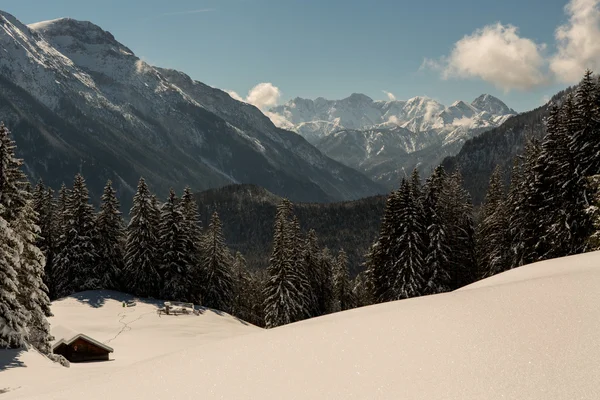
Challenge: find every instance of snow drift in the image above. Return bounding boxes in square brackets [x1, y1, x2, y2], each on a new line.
[3, 251, 600, 399]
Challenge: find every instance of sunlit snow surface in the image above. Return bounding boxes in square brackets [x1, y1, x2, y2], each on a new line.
[3, 251, 600, 399]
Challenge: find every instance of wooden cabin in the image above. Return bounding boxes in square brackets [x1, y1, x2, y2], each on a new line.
[51, 326, 114, 363]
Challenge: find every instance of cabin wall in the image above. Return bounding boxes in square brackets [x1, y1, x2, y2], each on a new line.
[53, 338, 110, 362]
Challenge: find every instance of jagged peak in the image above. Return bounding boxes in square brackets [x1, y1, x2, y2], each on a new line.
[0, 10, 34, 35]
[344, 93, 373, 102]
[28, 17, 131, 52]
[471, 94, 515, 115]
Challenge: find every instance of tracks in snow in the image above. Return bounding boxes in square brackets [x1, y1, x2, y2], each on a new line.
[104, 309, 155, 345]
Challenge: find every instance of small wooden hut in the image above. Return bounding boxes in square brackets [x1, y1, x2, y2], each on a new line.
[51, 326, 114, 362]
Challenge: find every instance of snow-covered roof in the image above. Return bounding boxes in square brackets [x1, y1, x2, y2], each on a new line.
[51, 325, 114, 353]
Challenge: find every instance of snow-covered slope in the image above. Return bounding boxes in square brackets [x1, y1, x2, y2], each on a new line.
[5, 251, 600, 399]
[270, 93, 516, 187]
[1, 290, 260, 398]
[0, 11, 385, 205]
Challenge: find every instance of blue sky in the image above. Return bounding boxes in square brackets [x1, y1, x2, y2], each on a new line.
[1, 0, 596, 112]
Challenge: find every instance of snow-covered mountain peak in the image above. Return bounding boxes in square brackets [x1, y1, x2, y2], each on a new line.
[343, 93, 373, 104]
[471, 94, 515, 115]
[29, 17, 133, 54]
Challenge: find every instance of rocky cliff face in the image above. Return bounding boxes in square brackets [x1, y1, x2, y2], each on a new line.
[0, 12, 385, 207]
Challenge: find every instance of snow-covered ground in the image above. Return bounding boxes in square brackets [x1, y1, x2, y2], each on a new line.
[4, 251, 600, 399]
[1, 291, 259, 398]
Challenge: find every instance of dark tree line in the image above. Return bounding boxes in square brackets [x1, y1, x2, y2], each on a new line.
[475, 70, 600, 276]
[348, 71, 600, 308]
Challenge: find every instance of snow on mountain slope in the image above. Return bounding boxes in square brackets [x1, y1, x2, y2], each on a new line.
[6, 252, 600, 399]
[1, 290, 259, 398]
[0, 11, 385, 207]
[270, 93, 516, 188]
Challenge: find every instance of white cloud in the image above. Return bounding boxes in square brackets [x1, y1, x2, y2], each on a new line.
[423, 23, 547, 91]
[227, 83, 281, 110]
[246, 83, 281, 110]
[226, 83, 292, 128]
[550, 0, 600, 83]
[382, 91, 396, 101]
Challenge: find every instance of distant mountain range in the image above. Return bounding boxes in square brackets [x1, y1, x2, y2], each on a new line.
[442, 87, 574, 205]
[270, 93, 516, 188]
[0, 11, 385, 206]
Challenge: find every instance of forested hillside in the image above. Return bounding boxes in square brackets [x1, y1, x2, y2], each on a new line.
[195, 185, 386, 276]
[442, 87, 575, 204]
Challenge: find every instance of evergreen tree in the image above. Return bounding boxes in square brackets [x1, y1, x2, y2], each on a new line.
[302, 229, 325, 317]
[158, 189, 192, 301]
[441, 172, 477, 289]
[0, 123, 27, 223]
[351, 271, 371, 307]
[231, 251, 253, 321]
[124, 178, 160, 298]
[263, 199, 310, 328]
[181, 187, 202, 302]
[0, 215, 27, 348]
[422, 166, 451, 294]
[571, 70, 600, 179]
[32, 183, 57, 299]
[96, 180, 125, 290]
[53, 174, 99, 297]
[334, 249, 355, 311]
[200, 211, 233, 311]
[476, 166, 509, 278]
[507, 140, 544, 269]
[247, 269, 267, 327]
[368, 189, 401, 303]
[0, 124, 29, 348]
[390, 179, 427, 299]
[14, 199, 53, 353]
[318, 247, 336, 315]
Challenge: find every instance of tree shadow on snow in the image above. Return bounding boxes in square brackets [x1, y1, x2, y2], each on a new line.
[62, 291, 251, 326]
[62, 290, 163, 309]
[0, 348, 26, 372]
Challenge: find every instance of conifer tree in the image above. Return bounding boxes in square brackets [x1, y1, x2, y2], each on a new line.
[181, 187, 202, 301]
[476, 166, 509, 278]
[263, 199, 310, 328]
[351, 271, 371, 307]
[441, 172, 477, 289]
[318, 247, 336, 315]
[571, 70, 600, 179]
[53, 174, 99, 297]
[368, 190, 401, 303]
[231, 251, 252, 321]
[96, 180, 125, 290]
[0, 123, 27, 223]
[334, 249, 355, 311]
[200, 211, 233, 311]
[302, 229, 323, 317]
[158, 189, 192, 301]
[124, 178, 161, 298]
[0, 214, 27, 348]
[14, 199, 53, 353]
[422, 166, 451, 294]
[55, 184, 69, 240]
[390, 179, 427, 299]
[32, 183, 57, 298]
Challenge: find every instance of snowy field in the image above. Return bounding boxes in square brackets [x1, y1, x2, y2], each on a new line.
[3, 251, 600, 399]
